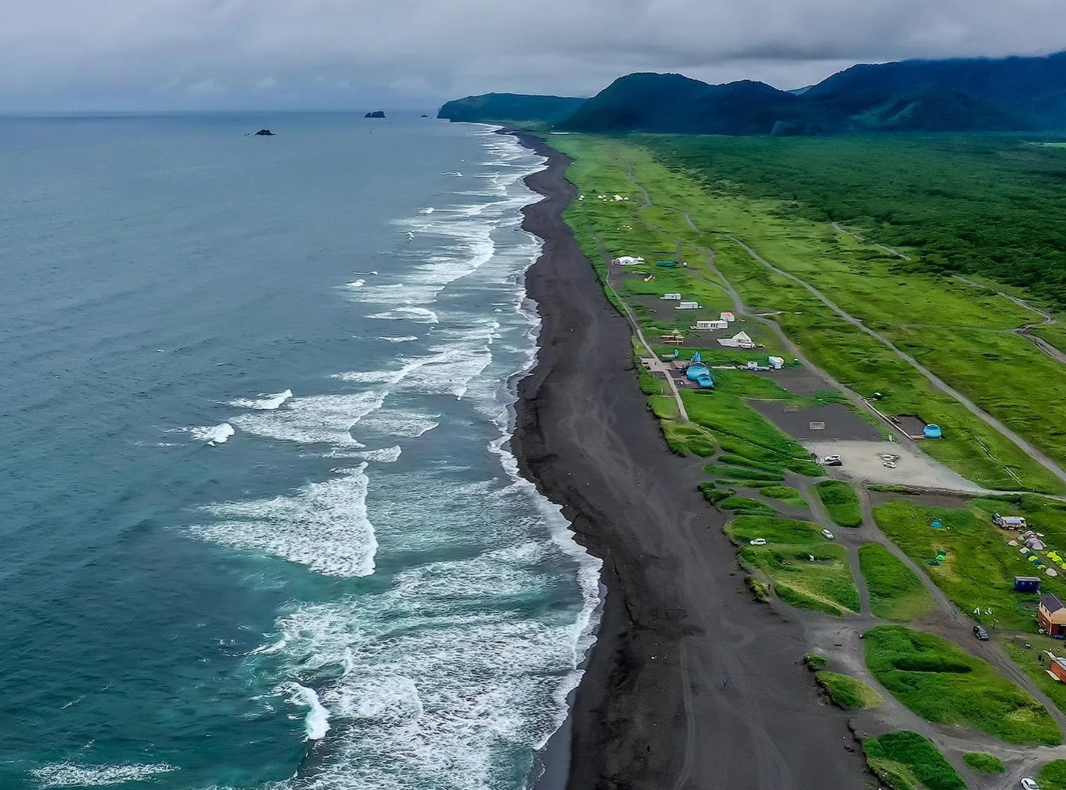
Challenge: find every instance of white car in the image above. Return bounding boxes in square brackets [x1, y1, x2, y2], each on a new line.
[749, 538, 767, 546]
[823, 454, 843, 467]
[1021, 778, 1040, 790]
[821, 529, 835, 540]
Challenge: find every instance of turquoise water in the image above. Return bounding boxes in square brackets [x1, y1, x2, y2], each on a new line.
[0, 114, 599, 790]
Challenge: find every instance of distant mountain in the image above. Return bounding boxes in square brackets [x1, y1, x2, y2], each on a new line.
[440, 50, 1066, 136]
[561, 73, 828, 135]
[437, 93, 586, 124]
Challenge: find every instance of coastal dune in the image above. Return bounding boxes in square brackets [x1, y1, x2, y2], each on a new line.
[510, 132, 870, 790]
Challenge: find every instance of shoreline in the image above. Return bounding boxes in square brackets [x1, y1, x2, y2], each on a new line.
[507, 129, 871, 790]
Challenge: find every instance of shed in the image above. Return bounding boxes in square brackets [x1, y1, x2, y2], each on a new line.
[1015, 576, 1043, 592]
[694, 319, 728, 330]
[676, 301, 700, 310]
[1040, 594, 1066, 636]
[1051, 656, 1066, 683]
[661, 293, 682, 301]
[720, 312, 736, 323]
[768, 356, 785, 370]
[924, 423, 943, 439]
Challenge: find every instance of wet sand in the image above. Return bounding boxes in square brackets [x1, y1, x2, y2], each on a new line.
[509, 131, 870, 790]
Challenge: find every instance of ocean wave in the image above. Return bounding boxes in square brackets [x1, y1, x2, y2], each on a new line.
[192, 465, 377, 577]
[367, 306, 439, 324]
[418, 207, 435, 214]
[232, 391, 385, 446]
[378, 335, 418, 343]
[280, 682, 331, 741]
[230, 389, 293, 411]
[190, 423, 235, 446]
[31, 762, 178, 787]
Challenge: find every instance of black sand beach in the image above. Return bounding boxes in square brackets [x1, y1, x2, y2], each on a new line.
[510, 132, 871, 790]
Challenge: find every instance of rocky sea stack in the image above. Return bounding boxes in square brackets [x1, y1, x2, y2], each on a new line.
[364, 111, 386, 119]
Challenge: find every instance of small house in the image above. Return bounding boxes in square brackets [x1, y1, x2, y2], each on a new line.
[661, 293, 682, 301]
[694, 319, 728, 330]
[768, 356, 785, 370]
[1016, 576, 1043, 592]
[721, 312, 736, 323]
[1039, 594, 1066, 637]
[1050, 656, 1066, 683]
[718, 331, 755, 349]
[676, 301, 700, 310]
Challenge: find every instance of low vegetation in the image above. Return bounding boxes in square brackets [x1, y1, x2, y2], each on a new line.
[815, 671, 883, 710]
[758, 485, 807, 508]
[1039, 760, 1066, 790]
[873, 498, 1066, 631]
[804, 653, 828, 670]
[814, 480, 863, 527]
[717, 496, 776, 515]
[863, 625, 1059, 745]
[962, 752, 1005, 774]
[862, 731, 965, 790]
[1005, 635, 1066, 718]
[727, 516, 860, 616]
[858, 544, 934, 621]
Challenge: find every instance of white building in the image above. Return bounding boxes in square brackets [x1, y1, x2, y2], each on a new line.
[660, 293, 682, 301]
[718, 331, 755, 349]
[721, 312, 736, 323]
[694, 319, 728, 330]
[676, 301, 700, 310]
[768, 356, 785, 369]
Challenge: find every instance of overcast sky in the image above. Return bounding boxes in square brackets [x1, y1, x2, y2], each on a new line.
[2, 0, 1065, 111]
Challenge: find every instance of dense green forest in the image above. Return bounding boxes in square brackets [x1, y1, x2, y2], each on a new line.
[644, 135, 1066, 309]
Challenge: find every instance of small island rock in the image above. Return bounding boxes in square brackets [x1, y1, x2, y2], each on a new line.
[254, 129, 275, 136]
[364, 111, 386, 119]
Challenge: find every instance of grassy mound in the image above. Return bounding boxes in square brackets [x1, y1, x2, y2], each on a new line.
[814, 480, 862, 527]
[858, 544, 934, 621]
[815, 671, 883, 710]
[862, 731, 965, 790]
[1039, 760, 1066, 790]
[962, 752, 1005, 774]
[864, 625, 1059, 745]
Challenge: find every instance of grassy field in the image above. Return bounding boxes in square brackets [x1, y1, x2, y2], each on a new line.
[1005, 635, 1066, 718]
[547, 132, 1066, 494]
[758, 485, 807, 508]
[814, 480, 862, 527]
[858, 544, 935, 621]
[1040, 760, 1066, 790]
[815, 671, 883, 710]
[863, 625, 1059, 745]
[962, 752, 1005, 774]
[862, 731, 966, 790]
[871, 498, 1066, 631]
[726, 516, 860, 616]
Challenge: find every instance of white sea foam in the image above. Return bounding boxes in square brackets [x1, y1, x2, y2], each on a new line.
[418, 207, 435, 214]
[190, 423, 235, 446]
[232, 391, 384, 446]
[359, 446, 402, 463]
[230, 389, 293, 410]
[347, 279, 366, 288]
[31, 762, 178, 787]
[367, 306, 439, 324]
[378, 335, 418, 343]
[281, 682, 331, 741]
[192, 466, 377, 577]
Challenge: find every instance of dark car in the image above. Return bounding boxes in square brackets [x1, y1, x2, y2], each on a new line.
[973, 625, 990, 641]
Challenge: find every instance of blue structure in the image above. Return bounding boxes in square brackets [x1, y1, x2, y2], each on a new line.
[692, 351, 702, 363]
[1015, 576, 1042, 592]
[686, 363, 715, 389]
[924, 424, 943, 439]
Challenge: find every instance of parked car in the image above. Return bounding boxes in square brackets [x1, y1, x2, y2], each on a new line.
[749, 538, 766, 546]
[823, 455, 843, 467]
[1021, 777, 1039, 790]
[973, 625, 990, 641]
[821, 529, 835, 540]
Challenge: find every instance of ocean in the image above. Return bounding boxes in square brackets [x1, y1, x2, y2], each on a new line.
[0, 114, 600, 790]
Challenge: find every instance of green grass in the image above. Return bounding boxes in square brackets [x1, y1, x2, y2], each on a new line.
[962, 752, 1005, 774]
[864, 625, 1059, 745]
[727, 516, 860, 616]
[1005, 634, 1066, 718]
[814, 480, 863, 527]
[873, 498, 1066, 631]
[550, 132, 1066, 494]
[1039, 760, 1066, 790]
[815, 671, 883, 710]
[702, 463, 784, 483]
[862, 731, 965, 790]
[758, 485, 808, 508]
[804, 653, 828, 670]
[858, 544, 935, 621]
[718, 496, 777, 515]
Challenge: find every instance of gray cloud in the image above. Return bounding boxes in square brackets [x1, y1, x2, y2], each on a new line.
[0, 0, 1063, 110]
